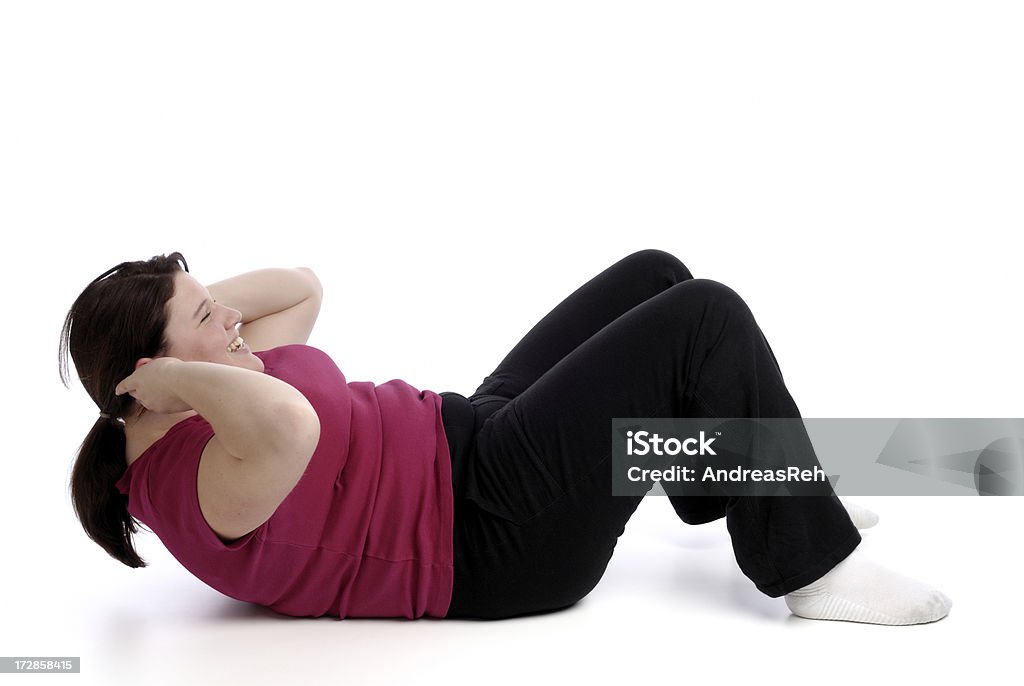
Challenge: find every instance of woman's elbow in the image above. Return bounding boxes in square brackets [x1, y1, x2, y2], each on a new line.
[295, 267, 324, 301]
[275, 400, 322, 462]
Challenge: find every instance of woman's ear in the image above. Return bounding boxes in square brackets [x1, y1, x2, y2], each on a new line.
[134, 357, 154, 371]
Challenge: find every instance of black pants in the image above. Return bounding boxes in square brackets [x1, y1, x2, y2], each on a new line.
[439, 249, 861, 620]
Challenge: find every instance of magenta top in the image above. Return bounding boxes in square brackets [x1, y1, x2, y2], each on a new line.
[114, 344, 454, 619]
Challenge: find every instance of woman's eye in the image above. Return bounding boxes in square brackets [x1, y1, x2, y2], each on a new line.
[201, 311, 212, 323]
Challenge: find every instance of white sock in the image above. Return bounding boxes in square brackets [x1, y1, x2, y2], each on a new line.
[785, 547, 952, 625]
[839, 497, 880, 530]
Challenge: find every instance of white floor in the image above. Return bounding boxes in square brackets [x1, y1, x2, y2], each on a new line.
[6, 494, 1018, 685]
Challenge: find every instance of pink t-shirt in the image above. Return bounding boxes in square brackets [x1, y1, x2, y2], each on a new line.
[114, 344, 454, 619]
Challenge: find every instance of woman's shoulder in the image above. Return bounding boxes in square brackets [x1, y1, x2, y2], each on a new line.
[255, 342, 331, 363]
[256, 344, 340, 375]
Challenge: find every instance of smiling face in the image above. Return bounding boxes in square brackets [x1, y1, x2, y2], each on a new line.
[161, 271, 265, 373]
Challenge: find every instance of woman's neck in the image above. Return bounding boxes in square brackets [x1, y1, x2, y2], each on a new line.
[123, 409, 198, 465]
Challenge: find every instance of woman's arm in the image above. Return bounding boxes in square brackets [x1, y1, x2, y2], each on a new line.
[116, 357, 321, 541]
[116, 357, 320, 464]
[206, 267, 324, 352]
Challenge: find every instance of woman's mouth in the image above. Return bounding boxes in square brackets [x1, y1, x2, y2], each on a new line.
[227, 336, 245, 353]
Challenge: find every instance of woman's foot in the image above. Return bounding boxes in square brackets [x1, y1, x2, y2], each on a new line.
[785, 547, 952, 625]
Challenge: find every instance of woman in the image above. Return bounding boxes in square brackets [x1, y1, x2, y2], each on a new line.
[60, 249, 951, 624]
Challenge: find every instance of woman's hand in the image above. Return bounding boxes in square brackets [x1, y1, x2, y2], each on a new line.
[114, 357, 194, 414]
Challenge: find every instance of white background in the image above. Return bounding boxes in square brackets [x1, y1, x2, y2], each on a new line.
[2, 1, 1021, 684]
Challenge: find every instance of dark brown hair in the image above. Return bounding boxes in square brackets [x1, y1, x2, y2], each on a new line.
[59, 252, 190, 567]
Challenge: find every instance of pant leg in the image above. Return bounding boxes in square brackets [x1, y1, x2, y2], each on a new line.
[448, 277, 860, 619]
[471, 248, 693, 399]
[467, 247, 726, 525]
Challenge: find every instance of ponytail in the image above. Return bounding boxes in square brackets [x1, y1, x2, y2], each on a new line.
[69, 416, 148, 567]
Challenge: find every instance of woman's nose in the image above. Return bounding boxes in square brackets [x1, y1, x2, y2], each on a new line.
[221, 306, 242, 329]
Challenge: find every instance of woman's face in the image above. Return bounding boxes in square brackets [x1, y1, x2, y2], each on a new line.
[160, 271, 265, 373]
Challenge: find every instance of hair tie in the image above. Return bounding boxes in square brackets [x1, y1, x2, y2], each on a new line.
[99, 412, 113, 420]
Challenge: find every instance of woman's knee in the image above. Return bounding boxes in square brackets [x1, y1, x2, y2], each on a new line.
[659, 278, 762, 342]
[621, 248, 694, 284]
[680, 278, 752, 314]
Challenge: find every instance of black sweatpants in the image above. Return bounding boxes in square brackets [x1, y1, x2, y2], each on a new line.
[439, 249, 861, 620]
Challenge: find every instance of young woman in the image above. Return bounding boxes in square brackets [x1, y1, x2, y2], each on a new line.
[60, 249, 951, 624]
